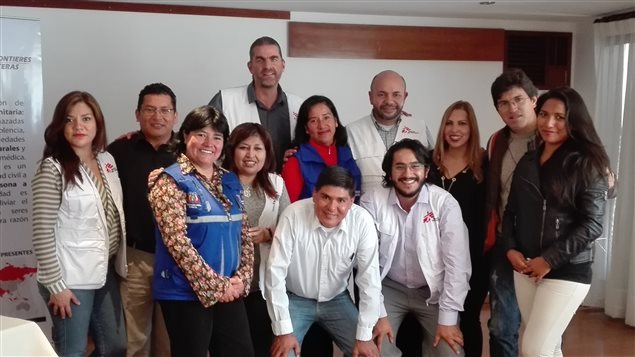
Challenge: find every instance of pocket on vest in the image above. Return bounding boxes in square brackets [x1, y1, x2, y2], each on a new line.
[58, 239, 107, 288]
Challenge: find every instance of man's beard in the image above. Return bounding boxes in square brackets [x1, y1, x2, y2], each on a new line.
[393, 177, 424, 199]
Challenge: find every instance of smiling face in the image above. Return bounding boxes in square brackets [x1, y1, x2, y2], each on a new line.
[136, 94, 177, 145]
[305, 102, 338, 146]
[63, 101, 97, 154]
[443, 109, 471, 150]
[233, 134, 266, 178]
[312, 185, 354, 228]
[184, 127, 224, 171]
[390, 148, 428, 199]
[537, 98, 569, 149]
[248, 44, 285, 90]
[496, 86, 537, 135]
[369, 71, 408, 124]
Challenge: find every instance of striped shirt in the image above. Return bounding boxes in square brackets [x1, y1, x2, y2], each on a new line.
[31, 158, 122, 294]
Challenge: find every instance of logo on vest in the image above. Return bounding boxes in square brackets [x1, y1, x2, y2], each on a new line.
[422, 211, 437, 223]
[105, 162, 117, 173]
[401, 126, 419, 134]
[187, 192, 201, 207]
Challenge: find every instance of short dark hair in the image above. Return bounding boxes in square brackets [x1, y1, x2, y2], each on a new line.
[490, 68, 538, 108]
[169, 105, 229, 157]
[315, 166, 356, 198]
[249, 36, 283, 61]
[292, 95, 348, 147]
[136, 83, 177, 112]
[381, 138, 431, 188]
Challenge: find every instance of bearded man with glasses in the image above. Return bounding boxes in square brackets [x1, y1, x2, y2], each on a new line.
[360, 138, 471, 357]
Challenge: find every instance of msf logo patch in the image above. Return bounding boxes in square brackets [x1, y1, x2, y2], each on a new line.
[422, 211, 438, 223]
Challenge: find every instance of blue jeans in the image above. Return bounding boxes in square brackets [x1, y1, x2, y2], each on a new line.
[288, 291, 358, 357]
[39, 266, 126, 357]
[487, 244, 520, 357]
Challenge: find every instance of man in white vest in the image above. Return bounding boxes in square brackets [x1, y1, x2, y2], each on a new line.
[347, 70, 435, 195]
[360, 138, 470, 357]
[209, 36, 303, 172]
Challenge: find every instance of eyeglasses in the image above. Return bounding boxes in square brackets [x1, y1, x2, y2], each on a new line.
[140, 107, 175, 117]
[497, 96, 529, 111]
[393, 163, 425, 172]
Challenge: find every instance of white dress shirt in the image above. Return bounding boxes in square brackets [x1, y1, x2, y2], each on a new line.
[265, 198, 382, 341]
[361, 184, 471, 325]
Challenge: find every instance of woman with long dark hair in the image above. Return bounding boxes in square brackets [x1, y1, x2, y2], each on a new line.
[223, 123, 290, 357]
[32, 91, 127, 356]
[503, 87, 611, 356]
[428, 100, 488, 357]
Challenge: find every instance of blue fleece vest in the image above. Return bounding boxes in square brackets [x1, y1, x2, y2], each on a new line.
[295, 143, 362, 200]
[153, 165, 244, 302]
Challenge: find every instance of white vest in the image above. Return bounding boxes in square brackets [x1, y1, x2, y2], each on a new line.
[220, 85, 303, 137]
[360, 184, 466, 306]
[346, 114, 434, 195]
[49, 152, 127, 289]
[257, 173, 285, 296]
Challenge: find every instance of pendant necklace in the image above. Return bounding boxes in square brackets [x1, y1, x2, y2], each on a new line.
[241, 182, 253, 198]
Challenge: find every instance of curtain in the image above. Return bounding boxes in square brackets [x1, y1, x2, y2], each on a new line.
[592, 18, 635, 327]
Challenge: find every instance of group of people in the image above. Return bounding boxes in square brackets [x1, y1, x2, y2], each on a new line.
[31, 35, 614, 357]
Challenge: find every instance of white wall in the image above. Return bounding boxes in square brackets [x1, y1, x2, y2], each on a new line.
[1, 6, 594, 145]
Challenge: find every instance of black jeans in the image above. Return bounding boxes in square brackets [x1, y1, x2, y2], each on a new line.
[159, 298, 254, 357]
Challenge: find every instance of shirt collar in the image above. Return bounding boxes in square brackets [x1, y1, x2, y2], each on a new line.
[134, 131, 174, 151]
[388, 184, 429, 211]
[247, 81, 285, 106]
[370, 112, 401, 130]
[176, 153, 226, 178]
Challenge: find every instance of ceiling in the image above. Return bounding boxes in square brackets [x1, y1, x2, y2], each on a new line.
[102, 0, 635, 21]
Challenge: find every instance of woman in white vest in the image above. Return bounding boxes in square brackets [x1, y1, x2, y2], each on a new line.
[31, 91, 127, 357]
[223, 123, 290, 357]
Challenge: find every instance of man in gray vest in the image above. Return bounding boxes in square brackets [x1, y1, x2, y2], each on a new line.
[209, 36, 303, 172]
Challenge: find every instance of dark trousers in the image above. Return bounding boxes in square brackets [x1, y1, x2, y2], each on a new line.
[460, 253, 489, 357]
[245, 292, 273, 357]
[159, 298, 254, 357]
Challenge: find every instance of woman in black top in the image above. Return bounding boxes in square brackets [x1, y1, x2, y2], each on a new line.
[428, 100, 487, 357]
[503, 87, 610, 356]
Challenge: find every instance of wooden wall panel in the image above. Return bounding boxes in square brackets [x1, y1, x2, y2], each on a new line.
[289, 22, 505, 61]
[3, 0, 289, 19]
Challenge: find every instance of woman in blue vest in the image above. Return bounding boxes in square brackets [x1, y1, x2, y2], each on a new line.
[281, 95, 362, 202]
[32, 91, 127, 357]
[148, 105, 254, 357]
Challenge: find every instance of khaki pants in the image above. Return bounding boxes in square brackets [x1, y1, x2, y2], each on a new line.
[120, 246, 170, 357]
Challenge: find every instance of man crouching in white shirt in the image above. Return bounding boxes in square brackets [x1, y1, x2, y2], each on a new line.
[266, 166, 392, 357]
[360, 138, 471, 357]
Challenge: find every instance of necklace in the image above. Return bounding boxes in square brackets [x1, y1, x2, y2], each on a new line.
[440, 176, 457, 192]
[241, 182, 253, 198]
